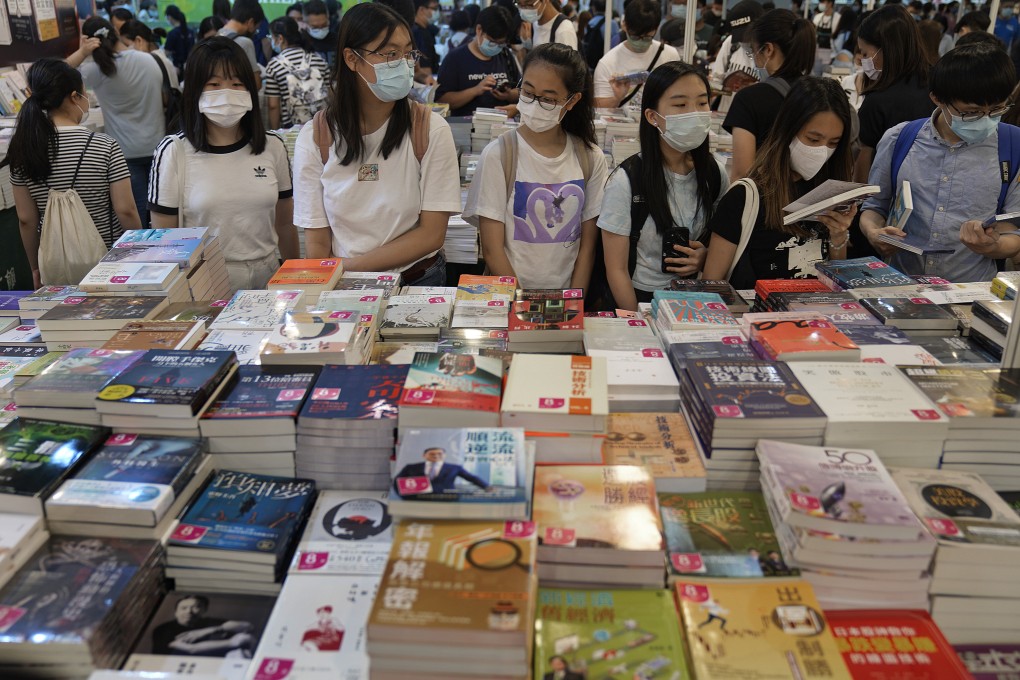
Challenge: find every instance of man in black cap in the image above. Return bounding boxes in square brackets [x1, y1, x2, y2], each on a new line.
[708, 0, 764, 87]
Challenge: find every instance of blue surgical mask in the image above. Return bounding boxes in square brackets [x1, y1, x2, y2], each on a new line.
[627, 36, 653, 52]
[357, 53, 415, 103]
[480, 38, 504, 57]
[1004, 7, 1015, 17]
[520, 7, 540, 22]
[671, 4, 686, 18]
[751, 46, 769, 81]
[946, 107, 1001, 145]
[307, 26, 329, 40]
[429, 8, 440, 24]
[272, 40, 282, 54]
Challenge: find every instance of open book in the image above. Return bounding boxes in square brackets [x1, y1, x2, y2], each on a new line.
[782, 180, 880, 226]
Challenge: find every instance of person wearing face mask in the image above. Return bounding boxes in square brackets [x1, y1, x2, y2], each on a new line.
[119, 20, 180, 91]
[813, 0, 836, 50]
[707, 0, 763, 89]
[995, 4, 1020, 48]
[6, 59, 141, 288]
[464, 43, 608, 290]
[293, 3, 461, 286]
[519, 0, 578, 50]
[594, 0, 680, 110]
[219, 0, 267, 88]
[861, 45, 1020, 283]
[410, 0, 442, 84]
[68, 17, 165, 226]
[148, 38, 299, 291]
[303, 0, 339, 67]
[265, 17, 330, 128]
[599, 62, 729, 311]
[436, 7, 521, 117]
[163, 6, 194, 74]
[704, 77, 857, 289]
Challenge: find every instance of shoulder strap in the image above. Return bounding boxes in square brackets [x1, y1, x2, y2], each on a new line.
[498, 129, 519, 198]
[551, 14, 567, 43]
[889, 118, 927, 191]
[619, 154, 648, 277]
[570, 135, 593, 185]
[69, 132, 96, 189]
[619, 42, 666, 108]
[996, 122, 1020, 214]
[410, 102, 431, 164]
[174, 135, 187, 228]
[726, 178, 759, 282]
[313, 110, 331, 165]
[150, 52, 171, 89]
[763, 76, 791, 98]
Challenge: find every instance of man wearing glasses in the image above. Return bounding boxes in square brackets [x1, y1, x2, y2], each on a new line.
[517, 0, 577, 50]
[860, 44, 1020, 283]
[593, 0, 680, 110]
[437, 6, 521, 116]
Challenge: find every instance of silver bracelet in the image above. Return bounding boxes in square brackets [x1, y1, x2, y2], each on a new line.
[830, 233, 850, 250]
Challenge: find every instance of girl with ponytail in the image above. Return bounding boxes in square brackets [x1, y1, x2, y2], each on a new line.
[6, 59, 140, 287]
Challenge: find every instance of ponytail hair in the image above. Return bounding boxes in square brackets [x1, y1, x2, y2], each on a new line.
[82, 16, 120, 77]
[750, 9, 817, 81]
[120, 18, 157, 46]
[5, 58, 84, 182]
[269, 16, 309, 51]
[522, 42, 597, 148]
[165, 5, 191, 38]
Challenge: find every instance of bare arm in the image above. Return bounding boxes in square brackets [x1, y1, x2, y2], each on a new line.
[66, 36, 100, 68]
[729, 128, 756, 182]
[602, 230, 638, 311]
[702, 233, 739, 281]
[437, 77, 495, 111]
[14, 185, 41, 288]
[150, 212, 178, 228]
[570, 218, 597, 290]
[479, 216, 517, 278]
[274, 197, 299, 260]
[111, 178, 142, 229]
[853, 146, 875, 183]
[344, 211, 449, 272]
[267, 96, 282, 130]
[304, 227, 333, 258]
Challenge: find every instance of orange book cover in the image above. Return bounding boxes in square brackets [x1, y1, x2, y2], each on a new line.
[750, 318, 859, 358]
[754, 279, 830, 301]
[268, 259, 342, 287]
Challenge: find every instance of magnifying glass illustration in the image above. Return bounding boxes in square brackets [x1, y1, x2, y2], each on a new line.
[465, 538, 530, 572]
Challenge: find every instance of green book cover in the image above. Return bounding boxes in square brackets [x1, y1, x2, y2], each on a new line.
[534, 588, 690, 680]
[659, 491, 798, 579]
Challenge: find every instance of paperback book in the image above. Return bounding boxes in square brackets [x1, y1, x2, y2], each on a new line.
[79, 262, 180, 292]
[154, 299, 227, 326]
[209, 290, 305, 331]
[670, 278, 749, 313]
[260, 312, 360, 365]
[398, 351, 503, 423]
[100, 320, 205, 351]
[198, 329, 270, 365]
[200, 365, 319, 437]
[290, 491, 393, 576]
[299, 364, 408, 424]
[104, 227, 209, 268]
[814, 257, 913, 291]
[35, 295, 170, 331]
[858, 297, 959, 330]
[601, 413, 706, 492]
[267, 258, 343, 291]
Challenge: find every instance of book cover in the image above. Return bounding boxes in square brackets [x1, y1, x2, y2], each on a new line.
[380, 296, 452, 331]
[454, 274, 516, 302]
[202, 365, 318, 422]
[79, 262, 180, 292]
[827, 610, 971, 680]
[972, 300, 1013, 337]
[900, 366, 1016, 419]
[17, 285, 80, 310]
[398, 352, 502, 414]
[15, 348, 144, 399]
[169, 470, 315, 559]
[658, 299, 739, 328]
[601, 413, 704, 481]
[334, 272, 401, 297]
[46, 433, 203, 519]
[112, 227, 209, 247]
[451, 299, 511, 329]
[754, 279, 830, 302]
[260, 313, 357, 357]
[0, 418, 109, 499]
[839, 325, 913, 346]
[534, 588, 689, 680]
[532, 465, 663, 554]
[268, 259, 343, 288]
[890, 468, 1020, 547]
[155, 300, 227, 325]
[100, 320, 203, 351]
[676, 578, 853, 680]
[291, 491, 393, 576]
[209, 290, 305, 331]
[915, 336, 999, 365]
[670, 279, 749, 311]
[956, 644, 1020, 679]
[300, 364, 408, 422]
[666, 330, 757, 367]
[749, 318, 859, 359]
[0, 291, 30, 314]
[501, 354, 609, 418]
[36, 295, 168, 325]
[103, 229, 207, 268]
[509, 296, 584, 333]
[785, 301, 881, 326]
[859, 298, 958, 326]
[686, 360, 826, 422]
[887, 180, 913, 232]
[370, 341, 438, 365]
[389, 428, 527, 505]
[660, 491, 795, 578]
[249, 575, 377, 680]
[0, 325, 41, 344]
[198, 328, 270, 365]
[815, 258, 913, 290]
[368, 520, 536, 640]
[97, 350, 237, 415]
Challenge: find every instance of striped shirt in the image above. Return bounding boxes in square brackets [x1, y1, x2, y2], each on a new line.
[264, 47, 329, 127]
[10, 126, 131, 247]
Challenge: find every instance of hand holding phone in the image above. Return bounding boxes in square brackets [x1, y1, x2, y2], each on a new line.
[662, 227, 691, 274]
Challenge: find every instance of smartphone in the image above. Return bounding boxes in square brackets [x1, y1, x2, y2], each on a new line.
[662, 227, 690, 274]
[494, 80, 510, 92]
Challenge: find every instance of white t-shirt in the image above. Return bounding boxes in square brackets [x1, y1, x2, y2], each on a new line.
[148, 132, 292, 263]
[709, 35, 756, 85]
[152, 48, 180, 90]
[463, 133, 609, 289]
[594, 40, 681, 108]
[598, 155, 729, 291]
[292, 112, 462, 268]
[533, 15, 578, 49]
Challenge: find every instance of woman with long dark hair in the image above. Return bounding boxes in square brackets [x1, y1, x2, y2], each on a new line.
[199, 16, 226, 39]
[67, 17, 165, 225]
[7, 59, 141, 287]
[120, 19, 179, 90]
[213, 0, 232, 23]
[463, 42, 608, 290]
[164, 5, 195, 72]
[292, 3, 461, 286]
[265, 16, 329, 128]
[704, 77, 857, 289]
[599, 62, 728, 310]
[148, 38, 299, 291]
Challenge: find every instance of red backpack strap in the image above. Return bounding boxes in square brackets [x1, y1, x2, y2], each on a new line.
[312, 110, 332, 165]
[410, 102, 431, 163]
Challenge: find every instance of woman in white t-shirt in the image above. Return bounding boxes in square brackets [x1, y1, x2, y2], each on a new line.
[463, 42, 608, 290]
[149, 38, 300, 291]
[293, 3, 462, 286]
[599, 62, 729, 311]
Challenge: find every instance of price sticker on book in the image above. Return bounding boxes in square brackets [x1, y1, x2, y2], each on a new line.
[627, 319, 647, 327]
[926, 518, 961, 537]
[106, 433, 138, 447]
[641, 348, 664, 358]
[110, 276, 130, 284]
[1, 403, 15, 413]
[721, 336, 744, 345]
[328, 311, 354, 320]
[359, 295, 379, 302]
[171, 524, 208, 543]
[712, 405, 744, 418]
[277, 292, 300, 300]
[866, 261, 888, 269]
[63, 297, 86, 305]
[402, 389, 436, 405]
[504, 521, 536, 539]
[311, 388, 340, 400]
[427, 297, 448, 304]
[0, 606, 26, 633]
[498, 276, 516, 284]
[487, 300, 506, 307]
[14, 326, 34, 332]
[491, 330, 508, 339]
[596, 311, 615, 317]
[538, 398, 565, 409]
[789, 492, 822, 512]
[396, 477, 433, 495]
[670, 552, 705, 574]
[211, 299, 229, 307]
[677, 583, 710, 603]
[706, 302, 727, 310]
[562, 288, 583, 299]
[277, 389, 306, 402]
[320, 260, 338, 267]
[544, 527, 576, 547]
[377, 275, 395, 281]
[911, 409, 942, 421]
[296, 551, 329, 571]
[253, 658, 296, 680]
[840, 303, 862, 310]
[910, 297, 934, 305]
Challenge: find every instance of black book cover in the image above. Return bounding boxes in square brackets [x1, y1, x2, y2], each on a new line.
[0, 418, 109, 498]
[97, 350, 238, 414]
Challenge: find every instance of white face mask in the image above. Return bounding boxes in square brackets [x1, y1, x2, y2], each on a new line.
[199, 88, 253, 128]
[788, 137, 835, 180]
[655, 110, 711, 152]
[75, 94, 90, 125]
[518, 97, 565, 133]
[861, 50, 881, 80]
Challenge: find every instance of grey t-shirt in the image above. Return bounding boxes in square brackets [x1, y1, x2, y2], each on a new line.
[219, 28, 258, 71]
[80, 50, 165, 159]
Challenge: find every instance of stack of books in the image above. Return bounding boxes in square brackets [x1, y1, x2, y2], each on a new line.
[653, 291, 740, 335]
[334, 271, 401, 298]
[815, 256, 913, 292]
[397, 351, 503, 430]
[915, 333, 999, 364]
[508, 289, 584, 353]
[0, 512, 47, 590]
[610, 134, 640, 166]
[0, 323, 42, 347]
[745, 313, 861, 361]
[665, 327, 756, 370]
[583, 323, 680, 412]
[366, 519, 536, 679]
[757, 439, 934, 611]
[289, 489, 394, 576]
[315, 287, 387, 337]
[969, 298, 1013, 360]
[601, 413, 707, 492]
[0, 536, 166, 678]
[16, 285, 80, 322]
[788, 361, 950, 468]
[103, 228, 230, 302]
[296, 364, 406, 490]
[379, 294, 453, 341]
[444, 214, 480, 264]
[759, 290, 880, 325]
[501, 354, 609, 463]
[166, 470, 316, 595]
[450, 274, 515, 330]
[469, 107, 507, 152]
[389, 427, 532, 520]
[0, 346, 58, 399]
[670, 278, 750, 314]
[0, 291, 31, 321]
[185, 236, 231, 302]
[35, 295, 170, 351]
[200, 365, 321, 477]
[751, 278, 830, 312]
[94, 349, 239, 437]
[679, 359, 827, 490]
[260, 311, 371, 366]
[44, 433, 213, 540]
[532, 464, 665, 587]
[840, 323, 943, 365]
[208, 289, 305, 332]
[79, 261, 189, 304]
[858, 296, 960, 337]
[100, 319, 205, 351]
[893, 467, 1020, 645]
[267, 258, 344, 298]
[991, 270, 1020, 299]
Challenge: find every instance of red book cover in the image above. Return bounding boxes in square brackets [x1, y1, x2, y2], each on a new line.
[827, 610, 972, 680]
[754, 278, 830, 301]
[508, 295, 584, 334]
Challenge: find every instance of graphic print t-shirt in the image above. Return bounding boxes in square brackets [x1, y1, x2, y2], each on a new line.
[463, 133, 608, 289]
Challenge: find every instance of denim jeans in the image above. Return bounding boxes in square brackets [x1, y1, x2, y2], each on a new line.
[126, 156, 152, 227]
[403, 251, 447, 287]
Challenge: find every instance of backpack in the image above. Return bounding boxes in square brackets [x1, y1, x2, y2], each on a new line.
[582, 15, 607, 70]
[312, 102, 431, 165]
[37, 132, 109, 285]
[280, 52, 328, 126]
[150, 53, 182, 134]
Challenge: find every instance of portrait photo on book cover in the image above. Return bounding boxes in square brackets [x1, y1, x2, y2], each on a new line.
[134, 593, 273, 659]
[393, 442, 493, 495]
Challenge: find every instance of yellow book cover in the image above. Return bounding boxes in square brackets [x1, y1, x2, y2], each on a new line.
[675, 578, 853, 680]
[268, 259, 343, 287]
[368, 519, 536, 644]
[455, 275, 517, 302]
[602, 413, 705, 482]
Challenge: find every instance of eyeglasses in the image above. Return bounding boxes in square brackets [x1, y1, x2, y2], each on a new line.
[516, 0, 541, 8]
[358, 48, 423, 68]
[517, 82, 573, 110]
[946, 100, 1013, 122]
[742, 43, 764, 60]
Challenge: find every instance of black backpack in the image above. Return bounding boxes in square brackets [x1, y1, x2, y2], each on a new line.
[582, 15, 606, 70]
[150, 53, 182, 134]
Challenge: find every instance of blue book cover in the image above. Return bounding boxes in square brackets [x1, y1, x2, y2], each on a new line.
[651, 291, 725, 318]
[685, 360, 825, 423]
[202, 365, 319, 422]
[839, 324, 912, 346]
[97, 350, 237, 412]
[299, 364, 408, 421]
[815, 257, 913, 289]
[170, 471, 315, 562]
[0, 292, 31, 313]
[667, 339, 757, 373]
[0, 418, 109, 499]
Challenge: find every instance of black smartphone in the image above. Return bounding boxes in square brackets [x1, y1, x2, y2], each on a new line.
[495, 80, 511, 92]
[662, 227, 690, 273]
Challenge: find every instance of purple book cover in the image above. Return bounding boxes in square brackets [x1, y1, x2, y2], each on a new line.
[956, 645, 1020, 679]
[0, 292, 32, 312]
[299, 364, 409, 421]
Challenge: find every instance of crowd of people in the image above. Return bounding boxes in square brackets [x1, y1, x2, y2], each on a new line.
[5, 0, 1020, 306]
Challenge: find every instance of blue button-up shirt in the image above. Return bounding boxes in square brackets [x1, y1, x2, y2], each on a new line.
[863, 113, 1020, 283]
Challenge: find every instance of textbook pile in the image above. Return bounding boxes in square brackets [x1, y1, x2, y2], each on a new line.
[583, 316, 680, 412]
[36, 295, 170, 351]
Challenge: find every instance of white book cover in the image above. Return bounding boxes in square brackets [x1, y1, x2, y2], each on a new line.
[659, 327, 748, 345]
[89, 672, 226, 679]
[315, 289, 386, 309]
[587, 353, 679, 389]
[400, 286, 457, 296]
[0, 324, 40, 344]
[114, 227, 210, 246]
[79, 262, 180, 292]
[502, 354, 609, 416]
[18, 285, 80, 309]
[199, 329, 271, 365]
[858, 344, 941, 366]
[451, 299, 510, 328]
[210, 290, 305, 331]
[370, 341, 438, 365]
[583, 316, 657, 337]
[289, 491, 393, 576]
[0, 512, 42, 570]
[380, 296, 452, 330]
[247, 574, 378, 680]
[849, 282, 999, 306]
[261, 314, 357, 356]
